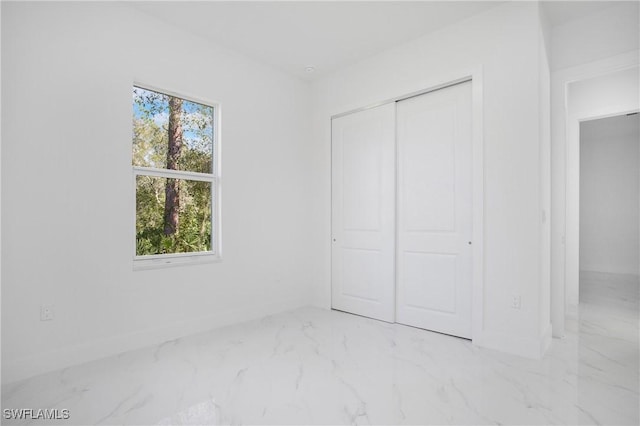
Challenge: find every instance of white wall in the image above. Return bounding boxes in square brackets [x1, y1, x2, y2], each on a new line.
[550, 2, 639, 71]
[311, 1, 551, 358]
[1, 2, 316, 384]
[580, 114, 639, 276]
[0, 0, 3, 393]
[568, 67, 640, 118]
[538, 5, 552, 343]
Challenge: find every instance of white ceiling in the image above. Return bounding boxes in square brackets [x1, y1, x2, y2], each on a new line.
[131, 1, 625, 81]
[541, 1, 626, 26]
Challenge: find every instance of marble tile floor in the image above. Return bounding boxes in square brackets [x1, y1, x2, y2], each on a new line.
[2, 273, 638, 425]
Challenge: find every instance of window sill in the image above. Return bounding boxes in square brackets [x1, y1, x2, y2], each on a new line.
[133, 253, 221, 271]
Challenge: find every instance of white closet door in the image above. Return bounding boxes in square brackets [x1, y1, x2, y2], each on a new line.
[331, 103, 396, 322]
[396, 82, 473, 338]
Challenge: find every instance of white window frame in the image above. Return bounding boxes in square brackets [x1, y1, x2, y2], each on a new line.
[132, 83, 222, 270]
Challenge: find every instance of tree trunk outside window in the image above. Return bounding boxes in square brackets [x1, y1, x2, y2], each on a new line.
[164, 96, 183, 236]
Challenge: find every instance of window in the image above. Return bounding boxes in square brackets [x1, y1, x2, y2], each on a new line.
[132, 85, 220, 268]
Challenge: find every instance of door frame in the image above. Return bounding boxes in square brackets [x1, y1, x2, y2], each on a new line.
[330, 68, 485, 344]
[567, 108, 639, 307]
[550, 51, 639, 338]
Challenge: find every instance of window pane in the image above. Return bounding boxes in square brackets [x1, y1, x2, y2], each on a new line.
[136, 175, 213, 256]
[132, 87, 214, 174]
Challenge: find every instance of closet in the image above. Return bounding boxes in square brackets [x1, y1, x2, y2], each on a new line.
[331, 81, 473, 339]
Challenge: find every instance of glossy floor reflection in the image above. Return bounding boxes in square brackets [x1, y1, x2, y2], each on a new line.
[3, 273, 639, 425]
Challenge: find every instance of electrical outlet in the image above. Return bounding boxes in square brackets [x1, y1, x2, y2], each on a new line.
[40, 305, 54, 321]
[511, 296, 521, 310]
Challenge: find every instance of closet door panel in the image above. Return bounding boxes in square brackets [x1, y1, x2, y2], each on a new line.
[396, 82, 473, 338]
[331, 103, 396, 322]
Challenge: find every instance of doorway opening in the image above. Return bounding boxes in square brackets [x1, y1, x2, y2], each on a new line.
[578, 113, 640, 310]
[552, 60, 639, 338]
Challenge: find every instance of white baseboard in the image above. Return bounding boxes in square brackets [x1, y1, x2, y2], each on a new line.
[474, 323, 553, 359]
[2, 296, 309, 385]
[580, 267, 640, 277]
[540, 323, 553, 356]
[566, 302, 579, 318]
